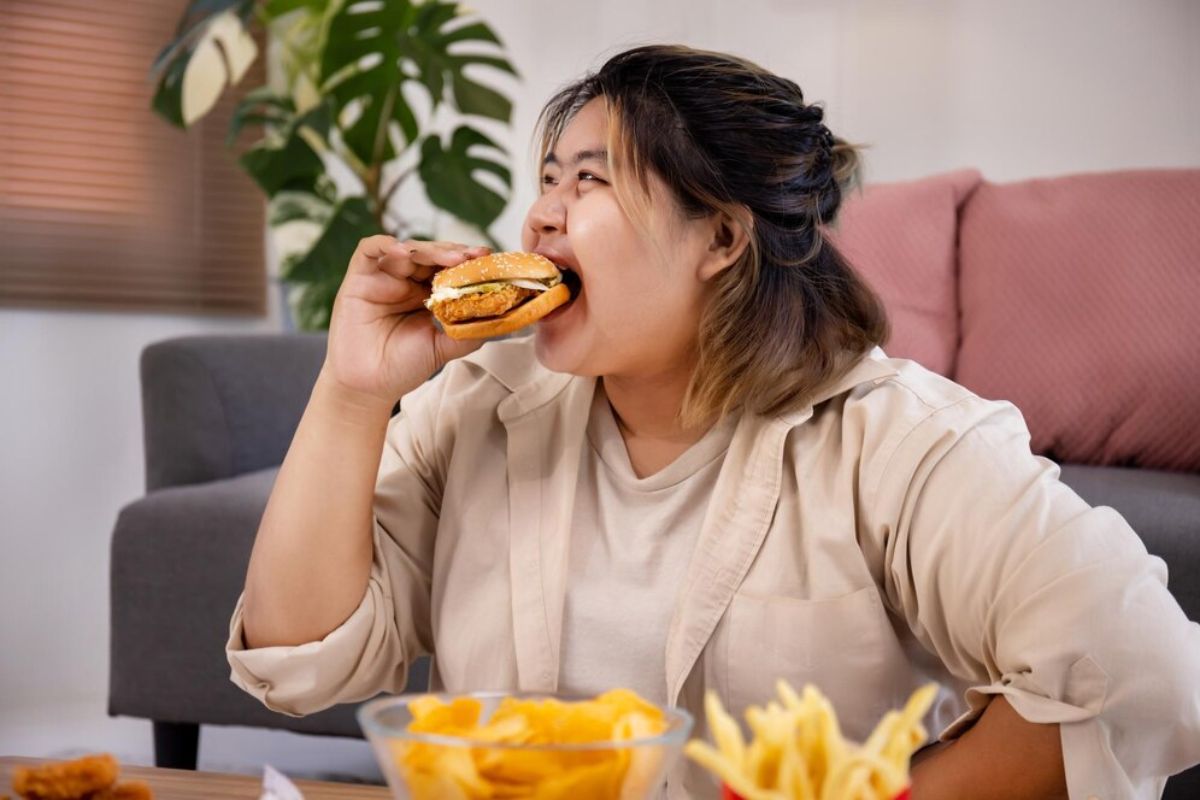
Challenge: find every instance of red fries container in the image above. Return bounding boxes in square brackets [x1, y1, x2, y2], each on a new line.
[721, 784, 910, 800]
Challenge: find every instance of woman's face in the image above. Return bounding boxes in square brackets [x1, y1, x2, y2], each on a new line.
[522, 97, 718, 379]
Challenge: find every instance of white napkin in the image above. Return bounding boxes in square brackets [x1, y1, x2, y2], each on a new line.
[260, 764, 306, 800]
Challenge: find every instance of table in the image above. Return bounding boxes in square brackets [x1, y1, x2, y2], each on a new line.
[0, 757, 391, 799]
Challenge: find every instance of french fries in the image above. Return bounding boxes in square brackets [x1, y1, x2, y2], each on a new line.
[685, 682, 937, 800]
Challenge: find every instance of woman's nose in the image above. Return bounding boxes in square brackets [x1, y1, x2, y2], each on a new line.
[526, 189, 566, 235]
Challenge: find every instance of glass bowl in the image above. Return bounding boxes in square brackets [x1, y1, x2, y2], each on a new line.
[358, 691, 694, 799]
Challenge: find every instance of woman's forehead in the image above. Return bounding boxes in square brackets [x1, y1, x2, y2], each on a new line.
[544, 97, 609, 161]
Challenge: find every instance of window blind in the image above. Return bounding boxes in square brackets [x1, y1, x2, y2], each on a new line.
[0, 0, 267, 314]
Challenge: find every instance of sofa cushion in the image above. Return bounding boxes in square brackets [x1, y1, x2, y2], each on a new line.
[826, 168, 982, 376]
[140, 334, 327, 491]
[955, 169, 1200, 471]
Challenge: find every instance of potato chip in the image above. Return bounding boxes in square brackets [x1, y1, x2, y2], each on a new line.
[394, 690, 670, 800]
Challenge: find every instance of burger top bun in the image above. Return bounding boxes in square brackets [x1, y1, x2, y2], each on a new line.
[432, 251, 560, 291]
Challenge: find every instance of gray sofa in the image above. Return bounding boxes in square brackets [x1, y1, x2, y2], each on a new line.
[108, 334, 429, 768]
[108, 333, 1200, 794]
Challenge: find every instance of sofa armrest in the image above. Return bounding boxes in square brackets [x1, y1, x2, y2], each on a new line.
[141, 334, 327, 491]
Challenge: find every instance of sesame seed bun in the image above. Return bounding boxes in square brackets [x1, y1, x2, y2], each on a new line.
[440, 283, 571, 340]
[432, 251, 560, 291]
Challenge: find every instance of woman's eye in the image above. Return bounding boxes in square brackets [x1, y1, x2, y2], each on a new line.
[578, 171, 605, 183]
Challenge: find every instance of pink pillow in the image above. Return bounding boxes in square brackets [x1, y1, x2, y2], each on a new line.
[955, 169, 1200, 472]
[826, 169, 982, 376]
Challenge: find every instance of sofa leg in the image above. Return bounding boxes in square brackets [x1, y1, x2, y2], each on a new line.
[152, 720, 199, 770]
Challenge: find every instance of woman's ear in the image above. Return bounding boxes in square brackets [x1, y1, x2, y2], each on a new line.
[697, 208, 752, 282]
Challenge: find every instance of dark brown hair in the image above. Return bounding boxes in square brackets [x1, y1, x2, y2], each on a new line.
[535, 44, 888, 426]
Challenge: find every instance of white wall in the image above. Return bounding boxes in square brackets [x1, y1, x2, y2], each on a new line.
[0, 306, 281, 711]
[1, 0, 1196, 738]
[469, 0, 1199, 252]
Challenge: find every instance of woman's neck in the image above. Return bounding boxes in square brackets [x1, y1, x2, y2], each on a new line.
[600, 363, 708, 445]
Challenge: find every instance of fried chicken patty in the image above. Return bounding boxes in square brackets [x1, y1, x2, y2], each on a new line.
[430, 284, 538, 324]
[12, 754, 119, 799]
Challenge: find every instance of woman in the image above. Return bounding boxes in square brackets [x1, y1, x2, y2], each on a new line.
[228, 45, 1200, 797]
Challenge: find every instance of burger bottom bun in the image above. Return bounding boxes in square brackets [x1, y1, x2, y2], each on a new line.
[440, 282, 571, 340]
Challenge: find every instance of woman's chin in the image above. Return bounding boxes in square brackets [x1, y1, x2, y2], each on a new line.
[533, 326, 578, 374]
[533, 297, 593, 375]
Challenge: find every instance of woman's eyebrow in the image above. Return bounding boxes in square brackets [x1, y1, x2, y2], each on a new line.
[542, 148, 608, 167]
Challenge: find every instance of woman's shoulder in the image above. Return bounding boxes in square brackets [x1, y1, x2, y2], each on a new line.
[810, 349, 1030, 461]
[850, 353, 987, 420]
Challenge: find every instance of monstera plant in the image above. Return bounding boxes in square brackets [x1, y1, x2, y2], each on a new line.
[151, 0, 517, 329]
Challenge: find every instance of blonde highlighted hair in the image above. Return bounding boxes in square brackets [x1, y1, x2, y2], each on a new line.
[536, 45, 888, 427]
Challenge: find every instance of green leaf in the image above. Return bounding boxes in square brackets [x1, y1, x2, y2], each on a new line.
[406, 12, 515, 120]
[262, 0, 327, 20]
[403, 35, 445, 109]
[150, 4, 261, 128]
[413, 1, 458, 34]
[291, 278, 341, 330]
[435, 20, 501, 47]
[449, 53, 519, 77]
[281, 195, 381, 330]
[282, 196, 378, 283]
[227, 87, 295, 145]
[151, 50, 189, 128]
[451, 72, 511, 121]
[174, 0, 254, 34]
[320, 0, 414, 164]
[268, 190, 334, 227]
[239, 104, 328, 196]
[418, 126, 510, 230]
[392, 88, 419, 145]
[241, 139, 322, 196]
[320, 0, 516, 163]
[329, 72, 400, 162]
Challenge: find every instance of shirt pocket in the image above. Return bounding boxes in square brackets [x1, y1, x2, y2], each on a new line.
[717, 586, 914, 741]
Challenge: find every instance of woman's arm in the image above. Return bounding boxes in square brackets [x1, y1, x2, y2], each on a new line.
[241, 373, 392, 648]
[911, 695, 1066, 800]
[239, 236, 486, 649]
[868, 396, 1200, 795]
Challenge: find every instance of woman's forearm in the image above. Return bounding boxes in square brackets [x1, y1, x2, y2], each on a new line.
[241, 368, 396, 648]
[910, 695, 1067, 800]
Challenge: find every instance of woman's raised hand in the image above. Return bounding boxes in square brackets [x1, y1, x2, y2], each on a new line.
[322, 235, 491, 407]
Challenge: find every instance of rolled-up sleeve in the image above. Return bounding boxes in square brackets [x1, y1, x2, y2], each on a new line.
[226, 376, 447, 716]
[870, 397, 1200, 797]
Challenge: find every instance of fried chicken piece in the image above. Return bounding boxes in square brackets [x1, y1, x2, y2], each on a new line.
[11, 754, 118, 800]
[92, 781, 153, 800]
[431, 285, 537, 324]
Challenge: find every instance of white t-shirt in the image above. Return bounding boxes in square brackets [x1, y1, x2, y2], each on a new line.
[557, 382, 737, 703]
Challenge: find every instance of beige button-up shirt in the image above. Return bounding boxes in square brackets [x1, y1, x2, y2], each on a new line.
[228, 336, 1200, 798]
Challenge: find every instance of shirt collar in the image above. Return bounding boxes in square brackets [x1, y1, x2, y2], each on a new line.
[469, 337, 898, 426]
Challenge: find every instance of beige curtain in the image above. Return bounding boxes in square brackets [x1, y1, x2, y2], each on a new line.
[0, 0, 266, 314]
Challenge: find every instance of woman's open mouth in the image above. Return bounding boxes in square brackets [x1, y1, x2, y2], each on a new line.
[541, 265, 581, 323]
[560, 266, 582, 300]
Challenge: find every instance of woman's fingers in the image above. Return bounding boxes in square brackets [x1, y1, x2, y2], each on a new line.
[376, 255, 437, 284]
[345, 236, 494, 306]
[384, 240, 492, 274]
[349, 269, 431, 307]
[346, 235, 400, 276]
[349, 237, 493, 282]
